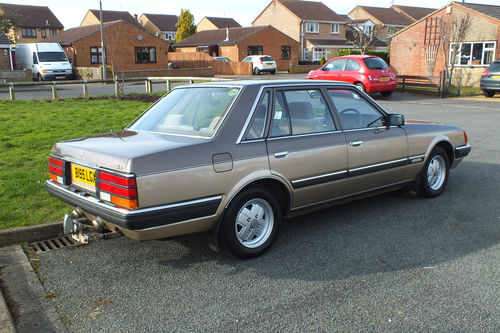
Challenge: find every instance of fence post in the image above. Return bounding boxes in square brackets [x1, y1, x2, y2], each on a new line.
[51, 82, 57, 100]
[115, 77, 119, 98]
[83, 80, 89, 99]
[9, 83, 15, 101]
[402, 77, 406, 92]
[166, 79, 171, 92]
[144, 79, 149, 93]
[148, 80, 153, 93]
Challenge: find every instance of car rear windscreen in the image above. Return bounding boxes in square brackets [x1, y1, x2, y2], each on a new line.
[38, 52, 68, 62]
[363, 57, 388, 70]
[489, 62, 500, 72]
[261, 56, 274, 62]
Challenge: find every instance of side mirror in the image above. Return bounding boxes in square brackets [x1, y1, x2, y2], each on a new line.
[388, 114, 404, 127]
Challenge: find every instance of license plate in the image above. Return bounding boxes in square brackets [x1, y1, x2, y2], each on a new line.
[71, 164, 96, 191]
[493, 75, 500, 79]
[56, 76, 65, 79]
[380, 77, 389, 82]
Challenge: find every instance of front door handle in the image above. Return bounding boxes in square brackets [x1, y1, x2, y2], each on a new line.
[274, 151, 288, 158]
[350, 141, 363, 147]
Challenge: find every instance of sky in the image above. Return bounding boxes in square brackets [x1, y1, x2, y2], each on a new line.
[2, 0, 500, 29]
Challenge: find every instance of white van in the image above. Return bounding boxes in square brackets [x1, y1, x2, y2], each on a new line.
[15, 43, 73, 81]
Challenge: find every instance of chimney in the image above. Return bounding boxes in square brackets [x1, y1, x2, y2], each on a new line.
[134, 14, 138, 21]
[225, 26, 229, 41]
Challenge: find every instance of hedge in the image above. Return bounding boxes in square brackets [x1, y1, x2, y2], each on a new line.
[337, 49, 390, 64]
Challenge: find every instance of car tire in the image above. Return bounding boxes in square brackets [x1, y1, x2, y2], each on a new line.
[37, 74, 43, 81]
[380, 90, 393, 97]
[354, 82, 366, 93]
[416, 146, 450, 198]
[221, 187, 281, 259]
[253, 67, 261, 75]
[484, 91, 495, 97]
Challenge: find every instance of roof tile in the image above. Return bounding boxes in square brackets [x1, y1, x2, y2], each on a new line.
[0, 3, 63, 28]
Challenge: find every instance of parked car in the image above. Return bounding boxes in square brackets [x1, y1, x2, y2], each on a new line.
[242, 55, 276, 75]
[46, 80, 470, 259]
[307, 55, 396, 96]
[15, 43, 73, 81]
[480, 59, 500, 97]
[214, 56, 231, 62]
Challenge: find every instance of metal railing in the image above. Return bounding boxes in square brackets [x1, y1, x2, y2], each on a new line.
[0, 76, 233, 101]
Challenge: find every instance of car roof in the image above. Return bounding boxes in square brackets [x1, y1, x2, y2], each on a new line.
[180, 79, 355, 88]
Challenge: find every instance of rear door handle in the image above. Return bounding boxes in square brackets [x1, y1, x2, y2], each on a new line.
[274, 151, 288, 158]
[350, 141, 363, 147]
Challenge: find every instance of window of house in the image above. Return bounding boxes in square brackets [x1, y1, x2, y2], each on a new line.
[247, 45, 263, 55]
[312, 48, 329, 62]
[450, 41, 496, 66]
[90, 47, 103, 64]
[305, 22, 319, 33]
[387, 26, 398, 36]
[364, 24, 373, 35]
[49, 29, 57, 36]
[135, 47, 156, 63]
[21, 28, 37, 38]
[41, 29, 47, 38]
[281, 46, 291, 59]
[331, 23, 339, 34]
[165, 32, 176, 41]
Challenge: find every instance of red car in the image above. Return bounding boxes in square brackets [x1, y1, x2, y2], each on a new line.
[306, 55, 396, 96]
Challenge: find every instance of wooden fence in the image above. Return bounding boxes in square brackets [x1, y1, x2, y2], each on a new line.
[396, 74, 444, 97]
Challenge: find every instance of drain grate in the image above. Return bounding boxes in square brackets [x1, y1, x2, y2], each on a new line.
[30, 235, 83, 254]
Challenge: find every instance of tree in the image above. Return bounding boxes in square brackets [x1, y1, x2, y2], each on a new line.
[439, 12, 472, 92]
[347, 20, 378, 55]
[175, 9, 196, 43]
[0, 12, 17, 42]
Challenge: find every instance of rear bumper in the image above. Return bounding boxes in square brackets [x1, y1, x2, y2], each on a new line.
[480, 78, 500, 91]
[45, 180, 222, 231]
[366, 80, 397, 93]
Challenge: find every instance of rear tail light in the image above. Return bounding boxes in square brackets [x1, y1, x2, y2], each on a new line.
[48, 156, 64, 183]
[481, 70, 489, 77]
[259, 57, 263, 64]
[98, 171, 138, 209]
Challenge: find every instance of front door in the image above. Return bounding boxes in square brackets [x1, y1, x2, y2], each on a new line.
[327, 88, 409, 195]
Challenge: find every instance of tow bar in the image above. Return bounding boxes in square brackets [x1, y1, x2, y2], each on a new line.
[63, 211, 123, 244]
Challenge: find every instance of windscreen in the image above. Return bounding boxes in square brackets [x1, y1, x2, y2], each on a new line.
[261, 56, 274, 62]
[363, 57, 388, 70]
[129, 87, 241, 138]
[37, 52, 68, 62]
[489, 62, 500, 72]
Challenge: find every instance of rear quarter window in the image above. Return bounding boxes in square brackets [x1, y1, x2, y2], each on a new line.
[363, 57, 388, 70]
[261, 56, 274, 62]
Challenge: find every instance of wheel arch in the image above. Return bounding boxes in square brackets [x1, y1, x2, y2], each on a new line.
[428, 139, 454, 165]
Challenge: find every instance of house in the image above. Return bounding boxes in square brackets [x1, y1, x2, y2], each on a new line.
[45, 20, 170, 77]
[174, 25, 299, 71]
[80, 9, 144, 30]
[197, 17, 241, 32]
[0, 3, 63, 44]
[252, 0, 348, 62]
[138, 14, 178, 42]
[390, 2, 500, 87]
[348, 5, 432, 41]
[0, 29, 13, 70]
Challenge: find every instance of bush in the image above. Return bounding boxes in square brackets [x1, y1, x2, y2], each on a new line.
[337, 49, 390, 64]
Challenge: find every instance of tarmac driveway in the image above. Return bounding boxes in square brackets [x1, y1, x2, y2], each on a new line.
[32, 95, 500, 332]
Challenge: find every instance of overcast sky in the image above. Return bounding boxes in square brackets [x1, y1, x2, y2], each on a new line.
[2, 0, 499, 29]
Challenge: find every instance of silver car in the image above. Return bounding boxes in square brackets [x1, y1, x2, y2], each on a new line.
[480, 59, 500, 97]
[46, 80, 470, 258]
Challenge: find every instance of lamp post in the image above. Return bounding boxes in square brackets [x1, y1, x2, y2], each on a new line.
[99, 0, 107, 79]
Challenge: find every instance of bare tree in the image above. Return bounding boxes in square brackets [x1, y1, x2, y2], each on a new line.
[439, 12, 472, 91]
[347, 20, 379, 55]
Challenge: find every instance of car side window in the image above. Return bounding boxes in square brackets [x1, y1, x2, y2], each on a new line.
[271, 92, 291, 137]
[345, 59, 361, 71]
[283, 89, 335, 135]
[242, 57, 251, 62]
[328, 89, 385, 130]
[246, 91, 269, 140]
[324, 59, 347, 71]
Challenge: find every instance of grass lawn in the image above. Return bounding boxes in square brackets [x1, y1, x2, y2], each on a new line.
[0, 99, 151, 229]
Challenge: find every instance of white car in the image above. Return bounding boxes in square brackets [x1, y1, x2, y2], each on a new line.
[242, 55, 277, 75]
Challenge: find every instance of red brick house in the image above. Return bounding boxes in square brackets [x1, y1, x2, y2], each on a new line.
[45, 20, 170, 77]
[0, 29, 13, 70]
[174, 25, 299, 71]
[197, 17, 241, 32]
[390, 2, 500, 87]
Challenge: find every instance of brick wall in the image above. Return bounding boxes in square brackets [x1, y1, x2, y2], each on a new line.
[0, 47, 11, 70]
[252, 1, 301, 41]
[68, 21, 170, 72]
[0, 69, 32, 83]
[9, 27, 63, 44]
[197, 19, 217, 32]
